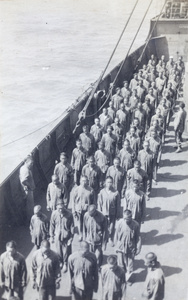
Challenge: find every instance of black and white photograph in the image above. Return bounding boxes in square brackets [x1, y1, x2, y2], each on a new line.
[0, 0, 188, 299]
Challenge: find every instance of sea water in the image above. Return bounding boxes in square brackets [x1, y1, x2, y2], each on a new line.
[0, 0, 164, 182]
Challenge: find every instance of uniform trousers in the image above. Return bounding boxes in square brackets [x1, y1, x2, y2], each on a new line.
[23, 190, 34, 224]
[4, 286, 23, 300]
[175, 130, 183, 146]
[55, 238, 71, 265]
[89, 243, 103, 267]
[105, 215, 116, 241]
[72, 287, 93, 300]
[117, 251, 134, 281]
[39, 285, 56, 300]
[74, 210, 87, 237]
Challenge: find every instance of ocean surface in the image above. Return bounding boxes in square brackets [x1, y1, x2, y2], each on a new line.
[0, 0, 164, 182]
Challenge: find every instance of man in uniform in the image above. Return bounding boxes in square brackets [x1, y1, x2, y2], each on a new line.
[121, 80, 131, 99]
[71, 139, 87, 185]
[79, 124, 95, 156]
[101, 255, 126, 300]
[126, 125, 140, 157]
[107, 101, 116, 121]
[138, 140, 154, 199]
[111, 117, 124, 152]
[106, 157, 127, 199]
[114, 210, 141, 285]
[0, 241, 27, 300]
[90, 118, 103, 145]
[19, 155, 35, 223]
[101, 125, 117, 160]
[30, 205, 49, 250]
[83, 204, 108, 267]
[142, 252, 165, 300]
[123, 179, 146, 228]
[82, 155, 102, 201]
[127, 160, 148, 194]
[46, 174, 68, 210]
[174, 101, 187, 153]
[112, 87, 123, 111]
[50, 199, 74, 273]
[31, 240, 61, 300]
[68, 241, 98, 300]
[98, 176, 121, 247]
[54, 152, 74, 205]
[147, 129, 162, 184]
[72, 176, 94, 241]
[136, 79, 146, 103]
[119, 139, 135, 172]
[99, 108, 113, 133]
[94, 141, 112, 186]
[129, 73, 138, 91]
[116, 103, 128, 137]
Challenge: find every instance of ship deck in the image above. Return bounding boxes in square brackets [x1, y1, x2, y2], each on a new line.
[0, 88, 188, 299]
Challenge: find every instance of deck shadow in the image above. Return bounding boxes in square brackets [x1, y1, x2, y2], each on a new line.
[160, 159, 187, 167]
[162, 265, 182, 277]
[158, 172, 188, 182]
[151, 187, 186, 198]
[141, 230, 183, 246]
[146, 207, 179, 220]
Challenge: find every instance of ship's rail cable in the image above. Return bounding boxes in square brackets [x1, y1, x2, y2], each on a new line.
[72, 0, 140, 133]
[1, 1, 140, 147]
[86, 0, 154, 118]
[134, 0, 168, 71]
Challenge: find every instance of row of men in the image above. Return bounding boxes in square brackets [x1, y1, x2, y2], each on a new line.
[0, 221, 165, 300]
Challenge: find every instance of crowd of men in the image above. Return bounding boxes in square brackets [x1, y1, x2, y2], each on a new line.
[0, 53, 186, 300]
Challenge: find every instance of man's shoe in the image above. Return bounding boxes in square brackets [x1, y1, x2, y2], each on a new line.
[175, 147, 182, 153]
[62, 264, 67, 273]
[109, 239, 114, 247]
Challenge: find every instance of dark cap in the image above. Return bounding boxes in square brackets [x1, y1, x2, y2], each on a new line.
[145, 252, 157, 262]
[107, 255, 117, 265]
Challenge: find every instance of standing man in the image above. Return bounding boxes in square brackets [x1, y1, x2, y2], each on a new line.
[111, 117, 124, 153]
[112, 87, 123, 111]
[19, 155, 35, 223]
[30, 205, 49, 250]
[98, 176, 121, 246]
[101, 125, 117, 160]
[123, 179, 146, 228]
[138, 140, 154, 199]
[127, 160, 148, 194]
[31, 240, 61, 300]
[116, 103, 128, 137]
[0, 241, 27, 300]
[142, 253, 165, 300]
[99, 108, 113, 133]
[119, 139, 135, 172]
[94, 141, 112, 187]
[71, 139, 87, 186]
[126, 126, 140, 158]
[82, 155, 102, 201]
[83, 204, 108, 267]
[106, 157, 127, 198]
[54, 152, 74, 205]
[68, 241, 98, 300]
[114, 210, 141, 285]
[90, 118, 103, 145]
[46, 174, 68, 211]
[50, 199, 74, 273]
[72, 176, 94, 241]
[101, 255, 126, 300]
[174, 102, 187, 153]
[79, 124, 95, 156]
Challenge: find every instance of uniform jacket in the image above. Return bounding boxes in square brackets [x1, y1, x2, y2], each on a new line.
[124, 189, 146, 224]
[83, 210, 108, 246]
[119, 148, 135, 172]
[98, 187, 121, 218]
[46, 182, 68, 209]
[68, 251, 98, 292]
[30, 213, 49, 246]
[31, 249, 61, 287]
[174, 109, 187, 132]
[90, 124, 103, 143]
[72, 185, 94, 213]
[99, 114, 113, 133]
[0, 251, 27, 289]
[82, 164, 102, 193]
[79, 132, 95, 155]
[101, 133, 117, 157]
[71, 147, 87, 172]
[138, 149, 154, 175]
[114, 219, 141, 254]
[127, 167, 148, 193]
[106, 166, 127, 198]
[50, 209, 74, 242]
[95, 149, 111, 173]
[54, 162, 74, 192]
[19, 164, 35, 192]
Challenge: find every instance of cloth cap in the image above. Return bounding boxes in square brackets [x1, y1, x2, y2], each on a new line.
[145, 252, 157, 262]
[56, 199, 64, 206]
[34, 205, 41, 213]
[107, 255, 117, 265]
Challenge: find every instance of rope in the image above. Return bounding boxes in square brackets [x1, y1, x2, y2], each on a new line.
[86, 0, 154, 118]
[72, 0, 140, 133]
[134, 0, 169, 71]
